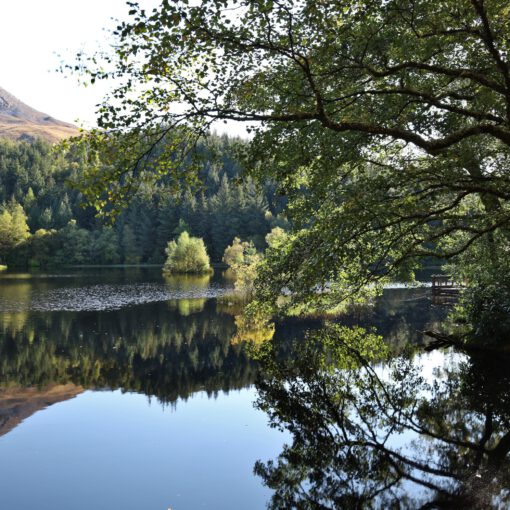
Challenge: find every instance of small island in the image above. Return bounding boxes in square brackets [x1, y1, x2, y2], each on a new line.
[162, 231, 213, 275]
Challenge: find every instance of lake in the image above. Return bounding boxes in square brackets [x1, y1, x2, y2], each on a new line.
[0, 268, 507, 509]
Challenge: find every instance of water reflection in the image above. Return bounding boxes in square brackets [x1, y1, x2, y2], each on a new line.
[1, 270, 502, 507]
[0, 384, 83, 437]
[3, 271, 504, 507]
[0, 271, 447, 438]
[0, 299, 258, 406]
[254, 326, 510, 509]
[345, 287, 447, 348]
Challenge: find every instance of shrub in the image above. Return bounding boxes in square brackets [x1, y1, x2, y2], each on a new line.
[223, 237, 261, 294]
[163, 231, 212, 274]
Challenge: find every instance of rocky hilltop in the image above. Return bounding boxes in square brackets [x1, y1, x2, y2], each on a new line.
[0, 86, 79, 143]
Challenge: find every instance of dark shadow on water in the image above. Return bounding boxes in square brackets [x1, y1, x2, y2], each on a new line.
[254, 327, 510, 509]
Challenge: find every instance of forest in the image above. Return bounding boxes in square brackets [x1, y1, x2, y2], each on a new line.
[0, 135, 286, 267]
[69, 0, 510, 346]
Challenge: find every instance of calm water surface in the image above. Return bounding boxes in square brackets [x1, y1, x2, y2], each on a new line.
[1, 268, 505, 509]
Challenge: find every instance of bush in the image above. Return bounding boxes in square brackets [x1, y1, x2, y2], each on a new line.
[447, 235, 510, 345]
[460, 282, 510, 343]
[223, 237, 261, 294]
[163, 231, 212, 274]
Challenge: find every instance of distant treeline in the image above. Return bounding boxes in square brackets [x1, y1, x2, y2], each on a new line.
[0, 135, 287, 267]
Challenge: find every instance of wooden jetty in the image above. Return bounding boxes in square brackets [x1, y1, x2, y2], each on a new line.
[431, 274, 464, 306]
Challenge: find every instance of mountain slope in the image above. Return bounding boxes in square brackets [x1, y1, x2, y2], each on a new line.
[0, 86, 79, 143]
[0, 384, 83, 438]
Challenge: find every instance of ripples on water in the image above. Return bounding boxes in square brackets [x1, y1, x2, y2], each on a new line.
[0, 281, 228, 312]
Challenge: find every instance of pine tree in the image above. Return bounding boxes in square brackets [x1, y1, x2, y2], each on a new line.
[0, 209, 13, 261]
[121, 224, 141, 264]
[10, 202, 30, 245]
[40, 207, 53, 229]
[55, 194, 72, 228]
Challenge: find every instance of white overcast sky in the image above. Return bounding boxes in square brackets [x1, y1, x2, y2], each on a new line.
[0, 0, 246, 135]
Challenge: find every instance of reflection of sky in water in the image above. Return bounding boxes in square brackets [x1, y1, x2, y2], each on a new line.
[374, 349, 468, 502]
[0, 388, 287, 510]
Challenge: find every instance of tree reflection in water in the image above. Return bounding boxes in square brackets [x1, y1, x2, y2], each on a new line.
[0, 298, 257, 405]
[254, 325, 510, 509]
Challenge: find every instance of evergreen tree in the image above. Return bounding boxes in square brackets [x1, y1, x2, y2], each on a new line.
[55, 220, 91, 265]
[0, 135, 280, 267]
[24, 187, 35, 209]
[0, 209, 13, 262]
[40, 207, 53, 229]
[121, 224, 141, 264]
[55, 194, 72, 228]
[91, 227, 121, 264]
[10, 202, 30, 245]
[173, 218, 191, 237]
[156, 194, 179, 257]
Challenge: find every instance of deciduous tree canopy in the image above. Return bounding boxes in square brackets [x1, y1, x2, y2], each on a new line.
[163, 231, 212, 274]
[76, 0, 510, 316]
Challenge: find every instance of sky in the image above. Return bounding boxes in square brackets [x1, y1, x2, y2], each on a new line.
[0, 0, 245, 135]
[0, 0, 142, 127]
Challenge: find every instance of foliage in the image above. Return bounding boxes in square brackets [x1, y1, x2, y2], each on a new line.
[0, 202, 30, 262]
[446, 234, 510, 343]
[222, 237, 262, 294]
[264, 227, 286, 250]
[0, 136, 281, 266]
[71, 0, 510, 333]
[230, 310, 275, 347]
[222, 237, 247, 268]
[0, 293, 258, 405]
[163, 231, 212, 274]
[223, 227, 288, 295]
